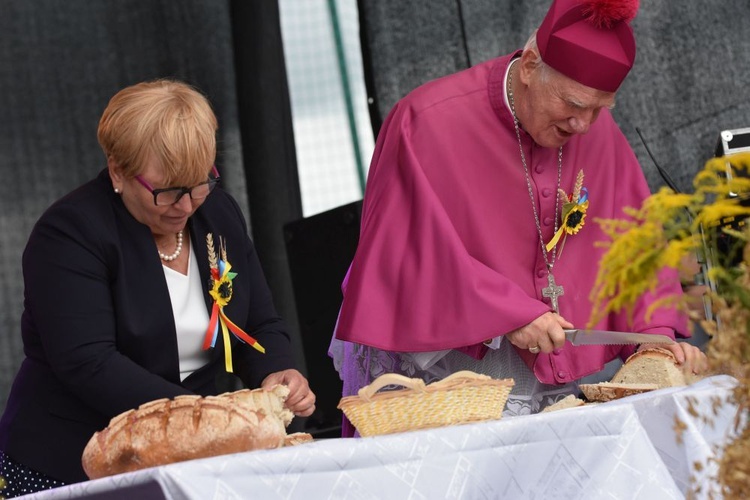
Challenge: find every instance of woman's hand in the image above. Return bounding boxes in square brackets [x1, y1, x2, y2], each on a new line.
[261, 369, 316, 417]
[637, 342, 709, 375]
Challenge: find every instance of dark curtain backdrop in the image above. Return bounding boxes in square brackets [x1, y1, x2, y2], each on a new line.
[359, 0, 750, 193]
[0, 0, 305, 408]
[230, 1, 305, 377]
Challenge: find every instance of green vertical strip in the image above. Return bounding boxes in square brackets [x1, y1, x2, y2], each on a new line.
[327, 0, 366, 195]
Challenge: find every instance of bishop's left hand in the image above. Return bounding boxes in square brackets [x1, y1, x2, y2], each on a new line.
[637, 342, 709, 375]
[262, 369, 317, 417]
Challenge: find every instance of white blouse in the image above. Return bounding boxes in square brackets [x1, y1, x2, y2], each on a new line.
[163, 245, 211, 381]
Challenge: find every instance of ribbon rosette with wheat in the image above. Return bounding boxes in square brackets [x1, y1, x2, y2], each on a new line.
[203, 233, 265, 373]
[546, 168, 589, 257]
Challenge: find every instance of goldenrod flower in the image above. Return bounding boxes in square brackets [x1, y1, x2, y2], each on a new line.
[590, 152, 750, 376]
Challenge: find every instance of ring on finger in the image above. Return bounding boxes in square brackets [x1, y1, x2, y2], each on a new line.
[529, 345, 541, 354]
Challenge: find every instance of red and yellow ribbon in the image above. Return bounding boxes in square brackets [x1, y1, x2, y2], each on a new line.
[203, 234, 265, 373]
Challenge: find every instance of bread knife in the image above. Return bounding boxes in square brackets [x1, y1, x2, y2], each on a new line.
[564, 329, 674, 346]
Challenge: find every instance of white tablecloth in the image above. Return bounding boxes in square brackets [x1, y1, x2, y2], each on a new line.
[21, 375, 740, 500]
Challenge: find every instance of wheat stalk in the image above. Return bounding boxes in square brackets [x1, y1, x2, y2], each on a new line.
[572, 169, 584, 202]
[220, 236, 227, 262]
[206, 233, 218, 270]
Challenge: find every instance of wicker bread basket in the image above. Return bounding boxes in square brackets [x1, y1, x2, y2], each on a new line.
[338, 371, 514, 437]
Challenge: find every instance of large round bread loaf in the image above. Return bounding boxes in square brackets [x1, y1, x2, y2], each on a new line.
[82, 385, 292, 479]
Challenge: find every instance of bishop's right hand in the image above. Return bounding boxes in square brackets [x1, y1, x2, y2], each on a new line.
[505, 312, 573, 354]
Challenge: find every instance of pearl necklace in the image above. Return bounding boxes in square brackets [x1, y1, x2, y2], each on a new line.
[159, 230, 183, 262]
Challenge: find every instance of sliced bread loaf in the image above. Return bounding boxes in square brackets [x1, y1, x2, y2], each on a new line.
[610, 347, 687, 388]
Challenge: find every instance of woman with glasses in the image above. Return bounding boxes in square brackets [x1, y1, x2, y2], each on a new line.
[0, 79, 316, 497]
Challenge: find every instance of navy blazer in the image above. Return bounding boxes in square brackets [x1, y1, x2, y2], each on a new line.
[0, 169, 296, 483]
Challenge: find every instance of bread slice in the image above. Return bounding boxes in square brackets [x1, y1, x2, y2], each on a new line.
[541, 394, 585, 412]
[580, 382, 659, 402]
[284, 432, 314, 446]
[610, 348, 687, 388]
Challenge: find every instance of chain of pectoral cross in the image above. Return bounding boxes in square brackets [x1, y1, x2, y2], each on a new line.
[509, 57, 565, 313]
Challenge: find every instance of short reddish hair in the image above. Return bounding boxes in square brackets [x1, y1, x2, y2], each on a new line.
[97, 79, 217, 186]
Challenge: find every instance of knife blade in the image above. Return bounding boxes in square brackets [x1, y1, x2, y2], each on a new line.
[564, 329, 674, 346]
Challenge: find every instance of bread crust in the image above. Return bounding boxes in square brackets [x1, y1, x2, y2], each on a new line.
[622, 347, 677, 365]
[82, 386, 292, 479]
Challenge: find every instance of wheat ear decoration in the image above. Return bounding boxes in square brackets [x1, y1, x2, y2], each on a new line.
[206, 233, 218, 270]
[558, 188, 569, 205]
[572, 169, 584, 202]
[220, 237, 228, 262]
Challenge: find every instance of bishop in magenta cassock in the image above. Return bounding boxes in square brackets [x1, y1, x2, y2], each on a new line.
[331, 0, 704, 432]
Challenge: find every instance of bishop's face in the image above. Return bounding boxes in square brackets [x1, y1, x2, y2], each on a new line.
[514, 54, 616, 149]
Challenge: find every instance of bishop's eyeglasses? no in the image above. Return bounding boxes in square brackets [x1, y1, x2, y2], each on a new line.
[135, 166, 220, 206]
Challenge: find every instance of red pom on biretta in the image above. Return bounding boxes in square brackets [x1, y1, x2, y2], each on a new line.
[536, 0, 640, 92]
[582, 0, 639, 28]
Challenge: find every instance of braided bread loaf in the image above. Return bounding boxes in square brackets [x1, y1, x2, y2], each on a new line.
[82, 385, 295, 479]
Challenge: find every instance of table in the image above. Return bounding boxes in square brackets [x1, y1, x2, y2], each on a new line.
[21, 376, 740, 500]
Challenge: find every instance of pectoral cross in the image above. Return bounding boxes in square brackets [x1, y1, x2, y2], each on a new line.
[542, 272, 564, 313]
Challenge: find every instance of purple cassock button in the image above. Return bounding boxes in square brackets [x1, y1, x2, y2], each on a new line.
[535, 164, 544, 174]
[537, 268, 546, 278]
[542, 187, 553, 197]
[557, 370, 567, 379]
[543, 216, 553, 226]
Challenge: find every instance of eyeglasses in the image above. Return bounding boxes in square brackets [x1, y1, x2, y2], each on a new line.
[135, 166, 220, 206]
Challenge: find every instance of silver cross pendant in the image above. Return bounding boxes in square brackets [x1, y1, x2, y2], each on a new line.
[542, 272, 564, 313]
